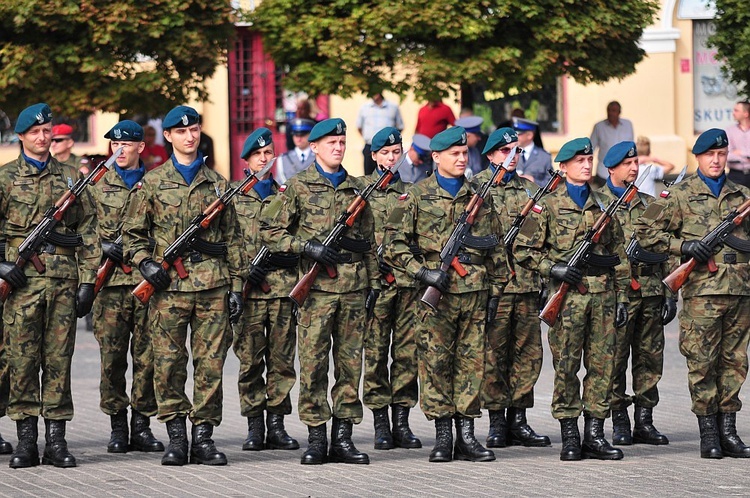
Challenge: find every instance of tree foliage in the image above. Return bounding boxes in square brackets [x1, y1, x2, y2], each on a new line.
[0, 0, 236, 117]
[251, 0, 659, 100]
[709, 0, 750, 98]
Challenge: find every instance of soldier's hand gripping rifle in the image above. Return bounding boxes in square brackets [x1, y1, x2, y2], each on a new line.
[420, 148, 517, 311]
[288, 155, 407, 307]
[663, 197, 750, 293]
[94, 234, 130, 296]
[132, 159, 276, 304]
[503, 169, 564, 249]
[0, 147, 123, 302]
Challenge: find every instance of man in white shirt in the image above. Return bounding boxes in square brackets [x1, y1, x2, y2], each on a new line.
[726, 100, 750, 188]
[357, 92, 404, 175]
[590, 101, 634, 186]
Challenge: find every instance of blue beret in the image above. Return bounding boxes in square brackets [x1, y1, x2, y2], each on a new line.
[692, 128, 729, 154]
[290, 118, 316, 134]
[512, 117, 538, 132]
[308, 118, 346, 142]
[603, 141, 637, 168]
[371, 127, 402, 152]
[15, 103, 52, 134]
[430, 126, 468, 152]
[241, 127, 273, 159]
[104, 120, 144, 141]
[555, 137, 593, 163]
[482, 127, 518, 155]
[454, 116, 483, 134]
[411, 134, 431, 155]
[163, 105, 201, 130]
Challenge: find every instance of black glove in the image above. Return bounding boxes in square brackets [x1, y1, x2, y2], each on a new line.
[615, 302, 628, 328]
[228, 291, 243, 324]
[378, 259, 392, 275]
[246, 264, 269, 286]
[303, 240, 341, 266]
[75, 283, 95, 318]
[0, 261, 27, 289]
[550, 263, 583, 285]
[365, 288, 380, 319]
[681, 240, 712, 263]
[538, 284, 549, 312]
[662, 297, 677, 325]
[415, 266, 449, 293]
[138, 258, 171, 291]
[101, 240, 124, 264]
[486, 295, 501, 324]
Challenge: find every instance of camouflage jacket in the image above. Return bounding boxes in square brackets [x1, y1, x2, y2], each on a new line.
[0, 155, 99, 283]
[514, 185, 630, 302]
[383, 174, 509, 296]
[634, 174, 750, 298]
[122, 158, 244, 293]
[258, 163, 379, 294]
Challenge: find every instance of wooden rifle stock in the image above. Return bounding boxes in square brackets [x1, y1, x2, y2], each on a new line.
[539, 282, 570, 326]
[420, 262, 451, 310]
[289, 262, 321, 307]
[662, 258, 698, 294]
[132, 259, 172, 304]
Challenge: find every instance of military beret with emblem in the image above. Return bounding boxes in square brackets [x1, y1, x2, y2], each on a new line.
[692, 128, 729, 155]
[163, 105, 201, 130]
[308, 118, 347, 142]
[431, 126, 468, 152]
[290, 118, 316, 135]
[241, 127, 273, 159]
[371, 127, 402, 152]
[454, 116, 483, 134]
[512, 117, 538, 132]
[104, 120, 144, 141]
[555, 137, 593, 163]
[15, 103, 53, 134]
[482, 127, 518, 155]
[603, 141, 637, 168]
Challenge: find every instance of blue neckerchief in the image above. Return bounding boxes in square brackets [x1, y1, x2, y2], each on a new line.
[606, 176, 628, 203]
[314, 162, 347, 188]
[115, 161, 146, 190]
[22, 151, 50, 171]
[376, 167, 401, 184]
[566, 181, 590, 209]
[502, 170, 516, 185]
[253, 177, 274, 200]
[697, 168, 726, 197]
[435, 170, 464, 198]
[172, 152, 204, 185]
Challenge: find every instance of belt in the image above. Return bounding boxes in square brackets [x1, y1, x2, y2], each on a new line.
[424, 252, 485, 265]
[9, 237, 76, 256]
[631, 264, 659, 277]
[721, 252, 750, 264]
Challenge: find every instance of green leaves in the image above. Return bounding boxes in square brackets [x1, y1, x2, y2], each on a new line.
[709, 0, 750, 98]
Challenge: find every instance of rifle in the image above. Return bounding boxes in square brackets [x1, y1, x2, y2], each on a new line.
[420, 148, 517, 311]
[539, 167, 650, 326]
[503, 168, 564, 249]
[288, 155, 407, 307]
[242, 245, 272, 298]
[132, 159, 275, 304]
[0, 147, 123, 302]
[93, 234, 132, 296]
[663, 197, 750, 293]
[377, 243, 395, 284]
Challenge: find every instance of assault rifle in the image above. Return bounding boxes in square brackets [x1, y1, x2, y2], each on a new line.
[377, 243, 396, 284]
[0, 147, 123, 302]
[503, 168, 564, 249]
[132, 159, 275, 304]
[420, 148, 516, 311]
[93, 234, 130, 296]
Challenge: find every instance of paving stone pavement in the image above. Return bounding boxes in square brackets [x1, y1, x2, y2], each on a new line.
[1, 299, 749, 497]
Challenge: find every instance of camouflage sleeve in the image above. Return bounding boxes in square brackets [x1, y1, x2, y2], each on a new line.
[606, 215, 631, 304]
[360, 202, 381, 291]
[121, 182, 154, 267]
[258, 181, 303, 253]
[634, 195, 682, 256]
[513, 206, 551, 277]
[383, 191, 422, 280]
[75, 187, 101, 284]
[220, 185, 245, 293]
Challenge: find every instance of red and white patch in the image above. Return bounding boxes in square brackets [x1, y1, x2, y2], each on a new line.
[278, 185, 287, 192]
[136, 181, 143, 190]
[531, 204, 544, 214]
[659, 190, 670, 198]
[399, 193, 409, 201]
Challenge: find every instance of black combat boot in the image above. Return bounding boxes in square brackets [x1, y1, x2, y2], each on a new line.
[611, 408, 632, 445]
[329, 417, 369, 464]
[717, 412, 750, 458]
[161, 417, 188, 466]
[698, 415, 722, 459]
[582, 417, 623, 460]
[507, 407, 551, 447]
[242, 415, 264, 451]
[486, 409, 506, 448]
[300, 424, 327, 465]
[266, 413, 299, 450]
[372, 407, 394, 450]
[42, 419, 77, 468]
[453, 416, 496, 462]
[391, 405, 421, 449]
[190, 423, 227, 465]
[107, 409, 129, 453]
[9, 417, 39, 469]
[429, 417, 453, 462]
[0, 429, 13, 455]
[559, 418, 581, 461]
[129, 410, 164, 452]
[633, 406, 669, 445]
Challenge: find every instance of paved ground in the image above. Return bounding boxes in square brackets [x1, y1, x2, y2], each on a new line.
[1, 299, 749, 497]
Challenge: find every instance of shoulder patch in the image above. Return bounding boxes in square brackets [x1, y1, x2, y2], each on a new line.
[279, 184, 287, 192]
[399, 192, 408, 201]
[12, 179, 34, 186]
[659, 190, 669, 198]
[136, 181, 143, 190]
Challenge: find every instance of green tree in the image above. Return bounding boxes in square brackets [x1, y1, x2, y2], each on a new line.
[0, 1, 236, 117]
[708, 0, 750, 98]
[251, 0, 659, 101]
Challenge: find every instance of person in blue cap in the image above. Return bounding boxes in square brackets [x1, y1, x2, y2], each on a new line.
[513, 117, 553, 187]
[454, 116, 488, 177]
[0, 103, 100, 469]
[635, 128, 750, 459]
[597, 141, 673, 449]
[122, 105, 245, 467]
[400, 133, 433, 184]
[277, 118, 316, 183]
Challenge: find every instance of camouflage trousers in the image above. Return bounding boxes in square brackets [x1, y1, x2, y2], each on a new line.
[296, 290, 366, 427]
[416, 290, 487, 420]
[363, 284, 419, 410]
[92, 286, 157, 416]
[0, 308, 8, 418]
[233, 296, 296, 417]
[611, 293, 664, 410]
[679, 295, 750, 416]
[149, 286, 232, 426]
[3, 277, 77, 421]
[482, 292, 543, 411]
[548, 289, 617, 420]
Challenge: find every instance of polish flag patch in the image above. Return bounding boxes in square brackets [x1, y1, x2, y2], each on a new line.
[399, 193, 409, 201]
[659, 190, 670, 198]
[531, 204, 544, 214]
[279, 185, 287, 192]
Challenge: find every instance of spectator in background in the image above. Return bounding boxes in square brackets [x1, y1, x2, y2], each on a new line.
[357, 92, 404, 175]
[513, 118, 552, 187]
[415, 100, 456, 138]
[590, 101, 634, 187]
[400, 134, 433, 184]
[455, 116, 488, 177]
[51, 123, 90, 173]
[286, 98, 316, 150]
[140, 125, 168, 171]
[726, 100, 750, 188]
[277, 118, 316, 184]
[635, 136, 676, 197]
